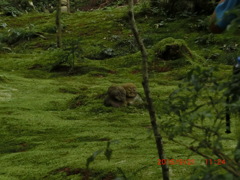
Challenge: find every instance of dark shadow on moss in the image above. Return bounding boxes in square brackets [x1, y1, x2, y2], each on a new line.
[28, 64, 44, 70]
[27, 64, 116, 78]
[68, 95, 87, 109]
[0, 75, 8, 83]
[59, 87, 81, 94]
[0, 140, 36, 154]
[45, 167, 116, 180]
[50, 65, 116, 76]
[75, 136, 111, 142]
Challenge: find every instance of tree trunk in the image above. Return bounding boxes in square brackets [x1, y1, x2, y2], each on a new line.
[67, 0, 70, 13]
[56, 0, 62, 48]
[128, 0, 170, 180]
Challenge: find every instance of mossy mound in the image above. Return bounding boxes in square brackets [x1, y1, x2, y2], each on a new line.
[0, 75, 8, 83]
[152, 37, 204, 68]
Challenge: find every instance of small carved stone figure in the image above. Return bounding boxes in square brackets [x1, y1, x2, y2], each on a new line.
[122, 83, 143, 105]
[122, 83, 137, 98]
[104, 85, 127, 107]
[104, 83, 143, 107]
[126, 94, 143, 106]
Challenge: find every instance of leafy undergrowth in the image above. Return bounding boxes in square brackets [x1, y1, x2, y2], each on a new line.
[0, 5, 239, 180]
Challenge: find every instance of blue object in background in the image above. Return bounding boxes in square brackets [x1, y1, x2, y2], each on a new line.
[233, 56, 240, 74]
[215, 0, 240, 29]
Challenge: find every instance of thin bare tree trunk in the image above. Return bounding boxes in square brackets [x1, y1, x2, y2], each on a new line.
[67, 0, 70, 13]
[56, 0, 62, 48]
[128, 1, 170, 180]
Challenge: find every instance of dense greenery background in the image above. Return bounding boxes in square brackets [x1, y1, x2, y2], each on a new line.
[0, 0, 240, 179]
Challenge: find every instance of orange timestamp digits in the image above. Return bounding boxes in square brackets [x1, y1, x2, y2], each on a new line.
[158, 159, 195, 165]
[205, 159, 226, 165]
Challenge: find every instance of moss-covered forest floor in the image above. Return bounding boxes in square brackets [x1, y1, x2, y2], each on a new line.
[0, 5, 239, 180]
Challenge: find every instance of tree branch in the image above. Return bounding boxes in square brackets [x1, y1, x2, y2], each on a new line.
[128, 1, 169, 179]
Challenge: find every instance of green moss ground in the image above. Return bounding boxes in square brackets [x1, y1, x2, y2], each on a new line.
[0, 5, 239, 180]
